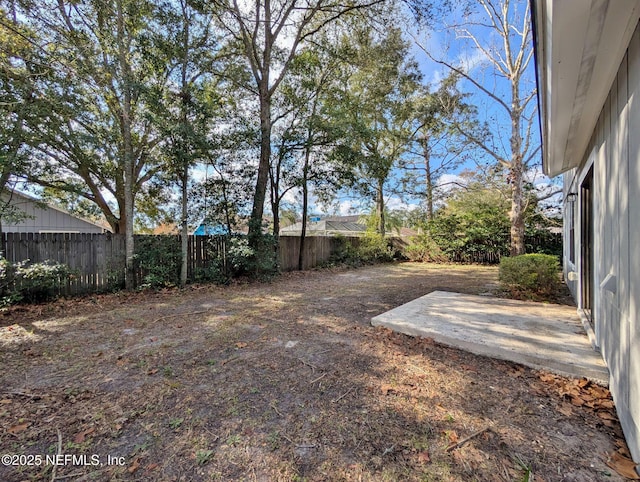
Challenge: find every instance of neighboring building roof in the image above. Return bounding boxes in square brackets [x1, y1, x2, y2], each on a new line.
[1, 189, 111, 234]
[280, 219, 367, 236]
[152, 223, 179, 235]
[393, 227, 419, 237]
[533, 1, 640, 177]
[322, 215, 363, 223]
[191, 219, 250, 236]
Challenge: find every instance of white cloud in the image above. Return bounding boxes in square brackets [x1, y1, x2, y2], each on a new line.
[336, 199, 358, 216]
[281, 188, 299, 206]
[457, 48, 488, 74]
[385, 196, 419, 212]
[436, 173, 466, 191]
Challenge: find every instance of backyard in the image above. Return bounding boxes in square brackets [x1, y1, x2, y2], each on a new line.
[0, 263, 632, 481]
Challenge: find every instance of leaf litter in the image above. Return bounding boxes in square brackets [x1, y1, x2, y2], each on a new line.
[0, 263, 635, 481]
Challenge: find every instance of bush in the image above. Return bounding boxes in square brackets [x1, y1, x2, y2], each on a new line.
[134, 235, 182, 288]
[357, 232, 395, 263]
[0, 257, 74, 305]
[198, 235, 279, 284]
[326, 232, 395, 267]
[404, 234, 447, 263]
[231, 234, 278, 279]
[499, 254, 560, 297]
[325, 235, 359, 266]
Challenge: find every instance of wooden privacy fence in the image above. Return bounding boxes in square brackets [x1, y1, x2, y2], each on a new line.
[0, 232, 362, 296]
[278, 236, 362, 271]
[2, 232, 126, 295]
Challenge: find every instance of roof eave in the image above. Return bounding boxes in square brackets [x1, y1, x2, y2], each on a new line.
[534, 0, 640, 178]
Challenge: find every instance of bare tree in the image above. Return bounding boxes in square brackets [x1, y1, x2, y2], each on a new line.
[415, 0, 539, 255]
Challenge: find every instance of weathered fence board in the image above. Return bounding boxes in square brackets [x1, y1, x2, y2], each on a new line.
[1, 233, 364, 296]
[278, 236, 362, 271]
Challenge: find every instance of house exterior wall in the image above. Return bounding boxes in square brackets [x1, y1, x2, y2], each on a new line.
[1, 192, 106, 234]
[564, 22, 640, 461]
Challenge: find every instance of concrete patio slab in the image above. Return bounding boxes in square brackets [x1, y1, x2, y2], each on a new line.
[371, 291, 609, 385]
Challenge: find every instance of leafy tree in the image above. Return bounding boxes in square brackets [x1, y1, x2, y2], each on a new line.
[428, 184, 510, 261]
[0, 6, 50, 230]
[362, 208, 405, 235]
[330, 26, 420, 235]
[425, 170, 561, 262]
[190, 158, 255, 236]
[404, 72, 481, 220]
[204, 0, 386, 250]
[147, 0, 224, 287]
[11, 0, 175, 288]
[269, 41, 351, 268]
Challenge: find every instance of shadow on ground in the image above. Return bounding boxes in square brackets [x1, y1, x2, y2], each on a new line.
[0, 263, 627, 481]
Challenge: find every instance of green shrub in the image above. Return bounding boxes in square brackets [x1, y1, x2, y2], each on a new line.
[227, 236, 258, 275]
[229, 234, 278, 279]
[326, 232, 395, 267]
[499, 254, 560, 296]
[323, 235, 358, 267]
[134, 235, 182, 288]
[198, 235, 278, 284]
[357, 232, 395, 263]
[404, 234, 447, 263]
[0, 257, 74, 305]
[0, 257, 19, 306]
[194, 257, 228, 285]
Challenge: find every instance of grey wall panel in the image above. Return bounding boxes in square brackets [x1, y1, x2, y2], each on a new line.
[569, 23, 640, 462]
[1, 193, 104, 234]
[593, 98, 607, 344]
[625, 21, 640, 463]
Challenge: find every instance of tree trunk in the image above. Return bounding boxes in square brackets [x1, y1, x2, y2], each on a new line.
[298, 147, 310, 271]
[180, 170, 188, 287]
[117, 0, 136, 290]
[179, 4, 189, 289]
[422, 137, 434, 221]
[376, 179, 385, 236]
[509, 163, 526, 256]
[248, 84, 272, 249]
[509, 77, 525, 256]
[221, 180, 233, 235]
[271, 197, 280, 240]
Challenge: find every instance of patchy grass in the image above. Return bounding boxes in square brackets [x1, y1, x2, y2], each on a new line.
[0, 262, 631, 481]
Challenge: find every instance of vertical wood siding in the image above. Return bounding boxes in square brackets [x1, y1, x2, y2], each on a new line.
[569, 21, 640, 462]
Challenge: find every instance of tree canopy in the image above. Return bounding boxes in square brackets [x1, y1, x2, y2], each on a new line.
[0, 0, 559, 281]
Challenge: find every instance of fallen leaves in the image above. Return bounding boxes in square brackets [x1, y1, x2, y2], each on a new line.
[128, 456, 141, 474]
[606, 451, 640, 479]
[416, 450, 431, 464]
[380, 384, 395, 396]
[74, 427, 95, 444]
[540, 374, 616, 421]
[0, 265, 631, 482]
[7, 422, 29, 434]
[557, 402, 573, 417]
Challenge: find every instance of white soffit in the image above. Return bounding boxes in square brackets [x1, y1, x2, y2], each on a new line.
[539, 0, 640, 177]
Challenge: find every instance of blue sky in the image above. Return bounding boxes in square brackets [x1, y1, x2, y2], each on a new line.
[313, 0, 555, 218]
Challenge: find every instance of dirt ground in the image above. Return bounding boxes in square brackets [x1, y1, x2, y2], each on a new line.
[0, 262, 635, 481]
